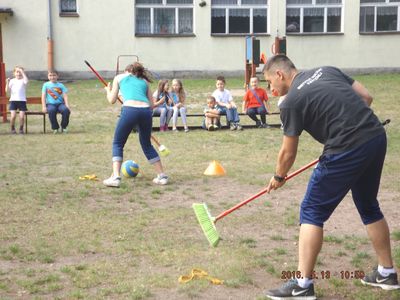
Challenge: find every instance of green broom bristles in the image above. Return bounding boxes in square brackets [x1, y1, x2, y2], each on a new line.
[192, 203, 220, 247]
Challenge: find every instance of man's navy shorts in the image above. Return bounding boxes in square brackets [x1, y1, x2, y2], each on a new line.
[300, 133, 387, 227]
[9, 101, 27, 112]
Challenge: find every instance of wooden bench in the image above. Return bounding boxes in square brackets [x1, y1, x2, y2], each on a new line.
[152, 111, 281, 130]
[0, 96, 47, 133]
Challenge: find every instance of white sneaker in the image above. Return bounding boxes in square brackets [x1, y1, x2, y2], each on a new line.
[103, 176, 121, 187]
[153, 174, 168, 185]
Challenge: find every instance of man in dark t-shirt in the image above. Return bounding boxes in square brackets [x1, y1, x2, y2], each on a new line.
[262, 55, 398, 299]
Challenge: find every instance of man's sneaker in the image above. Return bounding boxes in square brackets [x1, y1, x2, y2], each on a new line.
[103, 176, 121, 188]
[11, 128, 17, 134]
[212, 124, 219, 130]
[19, 129, 24, 134]
[361, 269, 400, 290]
[62, 127, 68, 134]
[207, 124, 215, 131]
[230, 124, 236, 131]
[265, 279, 316, 300]
[153, 174, 168, 185]
[53, 129, 59, 134]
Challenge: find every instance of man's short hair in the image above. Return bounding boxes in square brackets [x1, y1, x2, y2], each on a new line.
[262, 55, 296, 74]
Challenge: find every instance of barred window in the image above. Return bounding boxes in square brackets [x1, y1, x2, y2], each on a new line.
[135, 0, 194, 35]
[286, 0, 342, 34]
[360, 0, 400, 33]
[211, 0, 268, 35]
[60, 0, 77, 14]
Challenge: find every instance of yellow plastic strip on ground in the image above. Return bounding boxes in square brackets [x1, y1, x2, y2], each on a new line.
[78, 174, 99, 181]
[178, 268, 223, 285]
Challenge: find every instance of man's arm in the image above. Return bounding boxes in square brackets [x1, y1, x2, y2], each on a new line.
[266, 135, 299, 192]
[352, 80, 373, 107]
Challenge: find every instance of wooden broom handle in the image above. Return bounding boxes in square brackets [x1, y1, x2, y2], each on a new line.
[215, 158, 319, 222]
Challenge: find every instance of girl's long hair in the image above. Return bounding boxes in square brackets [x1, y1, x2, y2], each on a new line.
[128, 62, 152, 83]
[157, 79, 169, 98]
[172, 79, 185, 102]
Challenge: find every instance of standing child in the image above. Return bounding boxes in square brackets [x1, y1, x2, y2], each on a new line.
[242, 76, 270, 128]
[170, 78, 189, 132]
[212, 76, 242, 130]
[41, 70, 71, 134]
[152, 80, 173, 132]
[5, 66, 29, 134]
[203, 96, 221, 131]
[103, 62, 168, 187]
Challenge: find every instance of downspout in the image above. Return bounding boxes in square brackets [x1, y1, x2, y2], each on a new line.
[47, 0, 54, 71]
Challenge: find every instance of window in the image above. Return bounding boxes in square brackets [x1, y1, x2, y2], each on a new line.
[135, 0, 194, 35]
[211, 0, 268, 35]
[286, 0, 342, 34]
[59, 0, 78, 16]
[360, 0, 400, 33]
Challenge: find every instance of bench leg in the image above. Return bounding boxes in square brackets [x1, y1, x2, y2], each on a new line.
[25, 115, 28, 133]
[43, 115, 46, 133]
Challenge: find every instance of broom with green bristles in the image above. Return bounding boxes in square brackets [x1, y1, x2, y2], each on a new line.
[193, 158, 320, 247]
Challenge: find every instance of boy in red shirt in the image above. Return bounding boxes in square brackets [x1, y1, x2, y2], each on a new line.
[242, 76, 271, 128]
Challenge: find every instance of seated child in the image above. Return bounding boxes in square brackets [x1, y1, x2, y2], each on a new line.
[242, 76, 270, 128]
[41, 70, 71, 134]
[203, 96, 221, 131]
[152, 80, 173, 131]
[212, 76, 242, 130]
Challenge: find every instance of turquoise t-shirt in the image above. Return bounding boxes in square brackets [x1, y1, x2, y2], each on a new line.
[42, 82, 68, 105]
[118, 74, 149, 103]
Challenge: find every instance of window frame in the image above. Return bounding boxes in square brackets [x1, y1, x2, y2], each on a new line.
[211, 0, 269, 36]
[135, 0, 195, 37]
[59, 0, 79, 17]
[360, 0, 400, 34]
[286, 0, 343, 35]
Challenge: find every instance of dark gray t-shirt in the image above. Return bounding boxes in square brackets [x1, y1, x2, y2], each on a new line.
[280, 66, 384, 154]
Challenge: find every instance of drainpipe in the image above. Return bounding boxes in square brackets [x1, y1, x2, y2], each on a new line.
[47, 0, 54, 71]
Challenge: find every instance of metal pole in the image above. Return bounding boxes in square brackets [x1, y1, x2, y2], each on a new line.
[47, 0, 54, 71]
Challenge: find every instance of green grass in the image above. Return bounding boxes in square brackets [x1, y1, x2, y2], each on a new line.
[1, 74, 399, 299]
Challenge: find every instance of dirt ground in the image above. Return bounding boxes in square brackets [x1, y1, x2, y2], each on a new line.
[148, 176, 400, 300]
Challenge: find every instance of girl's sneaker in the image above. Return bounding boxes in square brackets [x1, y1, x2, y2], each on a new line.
[153, 174, 168, 185]
[103, 176, 121, 188]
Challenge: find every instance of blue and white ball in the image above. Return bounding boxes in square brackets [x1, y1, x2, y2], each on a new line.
[121, 160, 139, 178]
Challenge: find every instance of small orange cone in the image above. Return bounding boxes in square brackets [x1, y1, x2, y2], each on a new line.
[204, 160, 226, 176]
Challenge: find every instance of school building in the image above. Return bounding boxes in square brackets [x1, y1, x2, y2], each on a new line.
[1, 0, 400, 79]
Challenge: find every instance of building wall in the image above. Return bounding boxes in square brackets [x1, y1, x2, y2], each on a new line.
[1, 0, 400, 79]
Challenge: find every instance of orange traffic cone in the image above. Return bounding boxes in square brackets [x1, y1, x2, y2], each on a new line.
[204, 160, 226, 176]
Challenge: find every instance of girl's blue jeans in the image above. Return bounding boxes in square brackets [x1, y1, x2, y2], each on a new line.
[112, 106, 160, 164]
